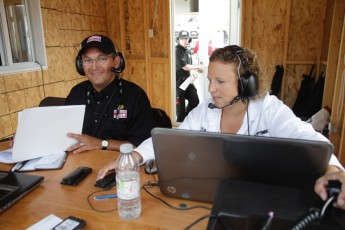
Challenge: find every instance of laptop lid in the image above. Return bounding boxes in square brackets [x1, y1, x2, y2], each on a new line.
[0, 171, 44, 213]
[151, 128, 332, 203]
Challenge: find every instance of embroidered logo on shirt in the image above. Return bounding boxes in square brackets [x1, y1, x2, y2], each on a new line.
[114, 110, 127, 119]
[254, 129, 268, 136]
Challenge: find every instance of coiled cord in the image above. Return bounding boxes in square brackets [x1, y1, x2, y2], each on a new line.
[290, 196, 336, 230]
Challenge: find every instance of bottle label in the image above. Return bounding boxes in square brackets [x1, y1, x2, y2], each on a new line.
[116, 179, 140, 200]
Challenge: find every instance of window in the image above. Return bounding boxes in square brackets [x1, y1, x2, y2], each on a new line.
[0, 0, 46, 75]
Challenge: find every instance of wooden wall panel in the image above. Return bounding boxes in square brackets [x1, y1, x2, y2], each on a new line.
[284, 65, 314, 108]
[0, 77, 5, 94]
[0, 94, 9, 116]
[148, 0, 170, 58]
[288, 0, 326, 61]
[123, 0, 146, 59]
[149, 59, 171, 115]
[249, 0, 287, 93]
[0, 115, 12, 138]
[124, 60, 148, 92]
[329, 14, 345, 158]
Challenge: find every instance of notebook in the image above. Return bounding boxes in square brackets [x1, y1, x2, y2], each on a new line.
[151, 128, 333, 203]
[12, 152, 68, 172]
[0, 171, 44, 213]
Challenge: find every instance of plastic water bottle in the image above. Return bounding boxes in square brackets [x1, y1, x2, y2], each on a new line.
[115, 143, 141, 220]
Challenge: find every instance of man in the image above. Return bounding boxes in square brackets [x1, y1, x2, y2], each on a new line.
[175, 30, 203, 122]
[65, 34, 153, 153]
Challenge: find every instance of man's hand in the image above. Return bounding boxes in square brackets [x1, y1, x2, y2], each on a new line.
[315, 167, 345, 210]
[67, 133, 102, 153]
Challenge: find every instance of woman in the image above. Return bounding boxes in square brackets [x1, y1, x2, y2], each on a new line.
[98, 45, 345, 210]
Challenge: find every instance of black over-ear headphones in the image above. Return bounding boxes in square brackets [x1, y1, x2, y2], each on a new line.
[75, 39, 126, 76]
[229, 45, 259, 100]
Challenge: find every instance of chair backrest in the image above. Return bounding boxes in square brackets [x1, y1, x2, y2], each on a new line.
[152, 108, 172, 128]
[39, 97, 66, 107]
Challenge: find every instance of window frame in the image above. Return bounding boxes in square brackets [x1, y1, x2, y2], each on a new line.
[0, 0, 47, 76]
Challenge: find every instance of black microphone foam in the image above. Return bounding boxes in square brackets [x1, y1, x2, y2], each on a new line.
[110, 67, 116, 72]
[208, 103, 216, 109]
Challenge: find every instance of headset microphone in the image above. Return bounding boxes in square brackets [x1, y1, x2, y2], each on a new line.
[208, 103, 216, 109]
[110, 67, 116, 72]
[208, 96, 241, 109]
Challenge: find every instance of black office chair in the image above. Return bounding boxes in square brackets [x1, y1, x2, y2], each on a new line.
[152, 108, 172, 128]
[39, 97, 66, 107]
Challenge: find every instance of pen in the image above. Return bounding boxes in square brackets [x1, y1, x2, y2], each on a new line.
[261, 211, 274, 230]
[11, 161, 27, 172]
[94, 194, 117, 200]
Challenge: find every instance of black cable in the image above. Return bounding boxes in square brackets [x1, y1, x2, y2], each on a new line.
[142, 180, 211, 211]
[86, 188, 117, 213]
[184, 214, 214, 230]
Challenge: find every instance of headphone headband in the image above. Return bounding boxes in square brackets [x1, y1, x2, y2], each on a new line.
[228, 45, 258, 100]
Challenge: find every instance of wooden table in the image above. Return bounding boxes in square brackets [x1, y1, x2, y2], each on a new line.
[0, 141, 212, 229]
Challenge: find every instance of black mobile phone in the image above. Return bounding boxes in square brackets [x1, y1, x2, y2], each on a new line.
[53, 216, 86, 230]
[60, 166, 92, 186]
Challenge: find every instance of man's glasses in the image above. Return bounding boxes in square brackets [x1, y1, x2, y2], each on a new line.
[82, 54, 114, 66]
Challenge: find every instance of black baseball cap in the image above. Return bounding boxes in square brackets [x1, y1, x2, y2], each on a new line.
[176, 30, 190, 39]
[78, 35, 116, 56]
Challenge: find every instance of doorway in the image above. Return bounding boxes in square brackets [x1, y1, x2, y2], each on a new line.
[172, 0, 241, 123]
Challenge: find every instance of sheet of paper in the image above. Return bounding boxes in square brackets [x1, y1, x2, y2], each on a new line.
[12, 105, 85, 162]
[26, 214, 63, 230]
[179, 73, 198, 91]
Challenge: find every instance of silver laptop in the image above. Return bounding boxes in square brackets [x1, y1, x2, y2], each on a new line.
[151, 128, 333, 203]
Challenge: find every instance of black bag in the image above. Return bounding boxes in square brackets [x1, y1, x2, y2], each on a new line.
[152, 108, 172, 128]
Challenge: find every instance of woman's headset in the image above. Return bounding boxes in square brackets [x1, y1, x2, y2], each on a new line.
[229, 45, 259, 100]
[75, 35, 126, 76]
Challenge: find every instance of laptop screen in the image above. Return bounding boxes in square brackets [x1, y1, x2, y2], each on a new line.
[151, 128, 332, 203]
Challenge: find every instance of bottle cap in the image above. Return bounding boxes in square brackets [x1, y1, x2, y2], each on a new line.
[120, 143, 133, 153]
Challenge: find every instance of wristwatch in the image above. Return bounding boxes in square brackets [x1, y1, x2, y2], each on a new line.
[101, 140, 109, 150]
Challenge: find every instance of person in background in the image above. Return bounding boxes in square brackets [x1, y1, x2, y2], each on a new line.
[175, 30, 203, 122]
[65, 34, 153, 153]
[98, 45, 345, 211]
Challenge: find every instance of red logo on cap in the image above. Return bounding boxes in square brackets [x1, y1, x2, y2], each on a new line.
[87, 36, 102, 43]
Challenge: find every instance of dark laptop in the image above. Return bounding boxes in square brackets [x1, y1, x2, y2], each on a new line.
[0, 171, 44, 213]
[151, 128, 333, 203]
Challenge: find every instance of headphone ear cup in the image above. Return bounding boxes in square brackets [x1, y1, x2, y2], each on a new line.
[239, 72, 259, 99]
[114, 52, 126, 73]
[75, 56, 85, 76]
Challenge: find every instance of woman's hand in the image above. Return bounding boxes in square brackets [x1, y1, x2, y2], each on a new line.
[315, 168, 345, 210]
[97, 160, 117, 180]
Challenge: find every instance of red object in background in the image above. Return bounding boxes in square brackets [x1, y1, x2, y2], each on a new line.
[193, 40, 213, 56]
